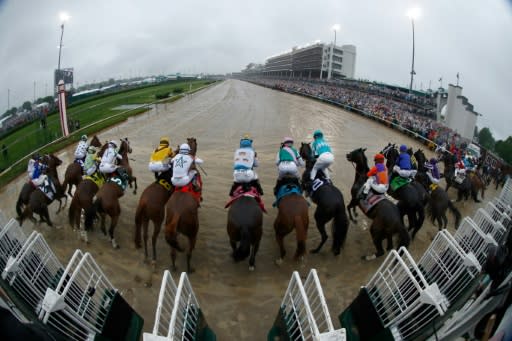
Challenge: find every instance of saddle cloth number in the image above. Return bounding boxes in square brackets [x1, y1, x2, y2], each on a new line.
[312, 178, 324, 191]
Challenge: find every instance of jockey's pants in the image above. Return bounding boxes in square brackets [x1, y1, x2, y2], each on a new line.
[277, 161, 299, 180]
[99, 162, 117, 174]
[233, 169, 257, 183]
[310, 152, 334, 180]
[148, 161, 170, 173]
[172, 170, 197, 187]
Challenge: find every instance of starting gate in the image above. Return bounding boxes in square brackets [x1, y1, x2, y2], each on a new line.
[340, 247, 448, 341]
[268, 269, 346, 340]
[2, 231, 63, 315]
[453, 217, 498, 266]
[39, 250, 143, 341]
[472, 208, 507, 244]
[0, 218, 27, 271]
[144, 270, 215, 341]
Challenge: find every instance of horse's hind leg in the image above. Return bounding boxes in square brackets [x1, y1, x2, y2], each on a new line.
[109, 216, 120, 249]
[151, 221, 162, 267]
[249, 240, 260, 271]
[274, 233, 286, 265]
[186, 237, 196, 274]
[170, 248, 178, 272]
[311, 212, 328, 254]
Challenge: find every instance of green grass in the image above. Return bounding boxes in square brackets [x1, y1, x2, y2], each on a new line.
[0, 80, 215, 188]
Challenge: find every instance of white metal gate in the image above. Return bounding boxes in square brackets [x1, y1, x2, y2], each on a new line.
[39, 250, 117, 341]
[1, 231, 63, 314]
[269, 269, 345, 341]
[453, 217, 498, 266]
[144, 270, 214, 341]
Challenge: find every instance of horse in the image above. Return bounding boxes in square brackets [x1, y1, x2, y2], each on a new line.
[134, 169, 174, 272]
[414, 149, 461, 230]
[163, 138, 200, 273]
[273, 189, 309, 264]
[68, 170, 105, 242]
[117, 137, 137, 194]
[381, 144, 426, 239]
[299, 142, 349, 255]
[439, 150, 485, 202]
[17, 154, 66, 227]
[83, 138, 135, 248]
[16, 154, 67, 218]
[346, 147, 410, 260]
[226, 194, 263, 271]
[62, 135, 102, 197]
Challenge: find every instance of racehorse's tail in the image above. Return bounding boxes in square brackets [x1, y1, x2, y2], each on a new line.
[447, 200, 462, 229]
[332, 206, 349, 254]
[165, 213, 184, 252]
[84, 197, 101, 231]
[15, 196, 23, 218]
[233, 225, 250, 261]
[397, 222, 410, 249]
[294, 215, 306, 259]
[134, 200, 146, 249]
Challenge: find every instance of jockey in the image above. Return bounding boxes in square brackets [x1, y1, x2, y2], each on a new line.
[171, 143, 203, 190]
[310, 129, 334, 180]
[392, 144, 416, 179]
[31, 166, 56, 200]
[424, 157, 441, 186]
[274, 136, 304, 195]
[27, 153, 43, 182]
[83, 146, 100, 176]
[148, 136, 174, 179]
[454, 155, 466, 179]
[74, 135, 89, 169]
[229, 134, 264, 196]
[99, 140, 122, 176]
[361, 153, 389, 199]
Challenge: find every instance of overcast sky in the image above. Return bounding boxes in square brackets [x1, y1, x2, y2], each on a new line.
[1, 0, 511, 139]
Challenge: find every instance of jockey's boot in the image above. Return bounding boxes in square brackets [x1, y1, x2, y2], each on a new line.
[229, 182, 238, 197]
[253, 180, 264, 196]
[191, 177, 201, 192]
[154, 172, 159, 181]
[273, 179, 283, 196]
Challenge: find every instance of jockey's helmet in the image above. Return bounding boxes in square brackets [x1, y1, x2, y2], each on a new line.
[32, 153, 40, 160]
[80, 135, 88, 142]
[374, 153, 385, 163]
[109, 140, 117, 148]
[282, 136, 294, 144]
[399, 144, 408, 152]
[429, 157, 437, 164]
[240, 138, 252, 148]
[159, 137, 169, 145]
[179, 143, 191, 154]
[313, 130, 323, 138]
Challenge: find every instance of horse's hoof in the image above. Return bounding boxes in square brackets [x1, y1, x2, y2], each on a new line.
[332, 248, 340, 256]
[249, 266, 255, 271]
[144, 281, 152, 288]
[363, 254, 377, 261]
[274, 258, 283, 266]
[310, 248, 320, 254]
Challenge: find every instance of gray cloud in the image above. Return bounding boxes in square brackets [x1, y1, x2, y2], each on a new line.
[1, 0, 511, 139]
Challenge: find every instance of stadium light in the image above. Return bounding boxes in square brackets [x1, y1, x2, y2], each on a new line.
[406, 7, 421, 92]
[57, 12, 70, 72]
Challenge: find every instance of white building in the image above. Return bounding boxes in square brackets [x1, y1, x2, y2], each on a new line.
[444, 84, 479, 141]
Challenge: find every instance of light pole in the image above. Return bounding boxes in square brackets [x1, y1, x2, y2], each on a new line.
[328, 24, 340, 80]
[57, 12, 70, 72]
[407, 8, 420, 92]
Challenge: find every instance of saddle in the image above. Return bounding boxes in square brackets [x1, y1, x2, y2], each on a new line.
[273, 183, 302, 207]
[225, 185, 266, 213]
[358, 192, 386, 214]
[174, 174, 202, 205]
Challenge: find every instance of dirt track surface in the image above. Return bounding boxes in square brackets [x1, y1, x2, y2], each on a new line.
[0, 79, 497, 340]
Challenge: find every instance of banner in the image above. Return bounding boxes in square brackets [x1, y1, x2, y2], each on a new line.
[57, 80, 69, 137]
